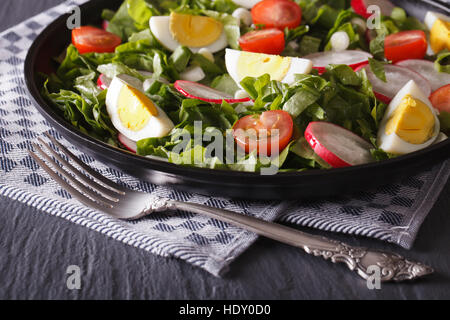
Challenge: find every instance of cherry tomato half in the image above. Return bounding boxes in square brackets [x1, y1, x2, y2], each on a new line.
[384, 30, 427, 63]
[233, 110, 294, 156]
[251, 0, 302, 31]
[72, 26, 121, 54]
[430, 84, 450, 113]
[239, 28, 285, 55]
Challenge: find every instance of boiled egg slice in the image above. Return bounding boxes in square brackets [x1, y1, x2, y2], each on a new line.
[424, 11, 450, 54]
[225, 49, 312, 87]
[377, 80, 440, 155]
[149, 12, 228, 53]
[106, 74, 174, 141]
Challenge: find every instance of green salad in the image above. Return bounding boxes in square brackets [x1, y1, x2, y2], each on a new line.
[41, 0, 450, 173]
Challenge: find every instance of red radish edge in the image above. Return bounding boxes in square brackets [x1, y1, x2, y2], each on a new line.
[351, 0, 371, 19]
[102, 20, 109, 30]
[118, 133, 137, 153]
[374, 91, 392, 104]
[97, 74, 110, 90]
[304, 122, 373, 168]
[351, 0, 395, 19]
[174, 80, 251, 104]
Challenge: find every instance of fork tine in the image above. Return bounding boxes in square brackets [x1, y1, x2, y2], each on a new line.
[28, 149, 112, 213]
[38, 137, 121, 201]
[32, 143, 116, 209]
[44, 132, 125, 195]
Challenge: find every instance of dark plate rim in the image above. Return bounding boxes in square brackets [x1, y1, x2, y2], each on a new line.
[24, 0, 450, 184]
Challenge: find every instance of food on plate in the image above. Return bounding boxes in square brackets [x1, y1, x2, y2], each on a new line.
[303, 50, 372, 74]
[149, 12, 227, 52]
[239, 29, 285, 55]
[105, 74, 174, 141]
[305, 121, 374, 168]
[233, 110, 293, 156]
[118, 133, 137, 153]
[174, 80, 251, 104]
[429, 84, 450, 113]
[424, 11, 450, 54]
[377, 81, 440, 155]
[395, 59, 450, 92]
[225, 49, 312, 85]
[384, 30, 427, 63]
[361, 64, 431, 104]
[251, 0, 302, 31]
[72, 26, 121, 54]
[41, 0, 449, 173]
[351, 0, 395, 19]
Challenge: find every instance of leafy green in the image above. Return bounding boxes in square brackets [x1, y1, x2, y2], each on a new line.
[298, 35, 322, 56]
[42, 79, 117, 144]
[97, 62, 148, 81]
[368, 58, 387, 82]
[390, 7, 407, 25]
[169, 46, 193, 72]
[370, 35, 386, 60]
[211, 74, 240, 96]
[284, 25, 310, 43]
[439, 112, 450, 133]
[106, 0, 138, 41]
[435, 51, 450, 74]
[127, 0, 158, 28]
[283, 88, 320, 118]
[290, 137, 331, 169]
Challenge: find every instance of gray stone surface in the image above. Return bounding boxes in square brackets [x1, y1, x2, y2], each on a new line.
[1, 0, 450, 299]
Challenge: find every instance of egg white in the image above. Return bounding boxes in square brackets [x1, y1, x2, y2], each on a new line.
[149, 16, 228, 53]
[225, 49, 313, 87]
[106, 75, 174, 141]
[424, 11, 450, 30]
[377, 80, 440, 155]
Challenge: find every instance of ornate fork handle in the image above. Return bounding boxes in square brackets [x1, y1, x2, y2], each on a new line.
[143, 196, 433, 282]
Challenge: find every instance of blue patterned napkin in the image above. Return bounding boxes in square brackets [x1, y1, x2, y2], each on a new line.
[0, 0, 449, 276]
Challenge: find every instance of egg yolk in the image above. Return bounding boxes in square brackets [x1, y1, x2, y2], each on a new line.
[117, 85, 158, 131]
[385, 95, 435, 144]
[169, 12, 223, 48]
[237, 52, 291, 82]
[430, 19, 450, 53]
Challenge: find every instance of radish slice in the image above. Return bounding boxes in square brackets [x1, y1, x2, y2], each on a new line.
[118, 133, 137, 153]
[102, 20, 109, 30]
[362, 64, 431, 103]
[303, 50, 372, 74]
[304, 122, 374, 168]
[174, 80, 251, 104]
[97, 73, 111, 90]
[395, 59, 450, 92]
[351, 0, 395, 19]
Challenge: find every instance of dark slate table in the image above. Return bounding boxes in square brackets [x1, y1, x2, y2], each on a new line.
[1, 0, 450, 300]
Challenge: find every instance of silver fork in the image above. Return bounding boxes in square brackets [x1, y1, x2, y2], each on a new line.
[28, 133, 434, 282]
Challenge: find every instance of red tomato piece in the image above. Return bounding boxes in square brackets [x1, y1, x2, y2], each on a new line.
[251, 0, 302, 31]
[239, 28, 285, 55]
[72, 26, 121, 54]
[430, 84, 450, 113]
[384, 30, 427, 63]
[233, 110, 294, 156]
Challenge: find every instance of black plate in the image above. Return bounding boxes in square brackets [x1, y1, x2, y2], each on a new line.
[25, 0, 450, 200]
